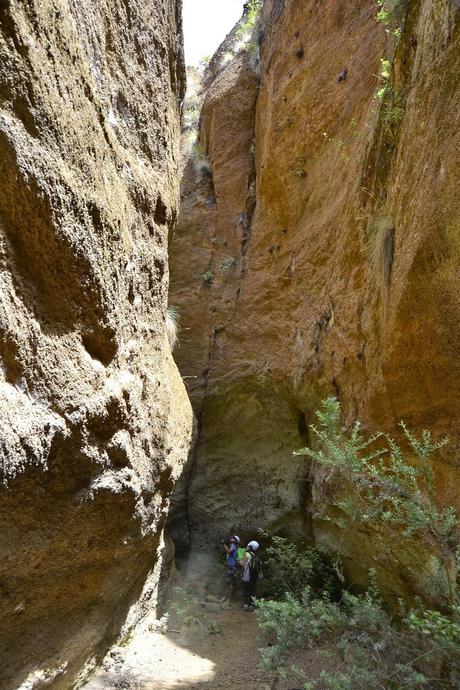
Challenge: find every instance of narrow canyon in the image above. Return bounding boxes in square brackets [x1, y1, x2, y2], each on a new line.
[0, 0, 459, 688]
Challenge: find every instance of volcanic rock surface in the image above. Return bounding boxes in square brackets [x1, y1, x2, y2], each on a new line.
[169, 0, 460, 600]
[0, 1, 192, 687]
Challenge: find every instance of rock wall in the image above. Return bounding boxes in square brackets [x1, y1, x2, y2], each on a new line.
[0, 1, 192, 688]
[169, 0, 460, 599]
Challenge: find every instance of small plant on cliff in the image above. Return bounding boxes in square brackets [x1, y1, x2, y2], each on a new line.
[218, 256, 237, 274]
[376, 58, 391, 101]
[290, 158, 308, 178]
[375, 0, 407, 38]
[236, 0, 262, 41]
[166, 306, 180, 350]
[199, 270, 214, 285]
[294, 397, 458, 603]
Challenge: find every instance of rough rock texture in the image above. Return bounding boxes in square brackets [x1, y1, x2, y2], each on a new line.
[0, 1, 192, 688]
[169, 0, 460, 600]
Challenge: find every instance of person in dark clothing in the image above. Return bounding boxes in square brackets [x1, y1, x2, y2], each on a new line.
[241, 540, 262, 610]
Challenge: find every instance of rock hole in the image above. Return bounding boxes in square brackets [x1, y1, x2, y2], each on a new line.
[154, 196, 168, 225]
[82, 327, 117, 366]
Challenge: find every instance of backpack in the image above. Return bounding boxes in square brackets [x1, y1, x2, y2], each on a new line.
[249, 554, 263, 580]
[236, 546, 246, 564]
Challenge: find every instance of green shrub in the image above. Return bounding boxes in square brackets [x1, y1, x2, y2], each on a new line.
[257, 533, 338, 600]
[375, 0, 407, 37]
[257, 581, 433, 689]
[272, 398, 460, 688]
[294, 397, 458, 603]
[257, 573, 460, 688]
[236, 0, 262, 42]
[199, 270, 214, 285]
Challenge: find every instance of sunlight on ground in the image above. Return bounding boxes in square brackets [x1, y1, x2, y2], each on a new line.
[84, 628, 215, 690]
[182, 0, 245, 65]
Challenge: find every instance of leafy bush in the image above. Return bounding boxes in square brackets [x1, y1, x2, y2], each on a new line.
[256, 576, 460, 689]
[262, 398, 460, 688]
[257, 582, 430, 688]
[236, 0, 262, 42]
[294, 397, 458, 604]
[375, 0, 407, 38]
[257, 533, 338, 600]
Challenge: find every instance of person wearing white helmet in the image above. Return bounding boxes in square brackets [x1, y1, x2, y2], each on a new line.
[241, 540, 263, 610]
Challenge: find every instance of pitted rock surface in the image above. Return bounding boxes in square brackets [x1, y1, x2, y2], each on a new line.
[0, 1, 192, 687]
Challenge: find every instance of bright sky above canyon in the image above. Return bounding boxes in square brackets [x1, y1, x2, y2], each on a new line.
[183, 0, 245, 65]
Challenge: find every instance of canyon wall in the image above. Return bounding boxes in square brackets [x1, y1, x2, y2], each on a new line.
[169, 0, 460, 600]
[0, 1, 192, 688]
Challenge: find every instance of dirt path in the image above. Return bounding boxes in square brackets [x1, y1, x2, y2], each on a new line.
[84, 604, 274, 690]
[83, 600, 323, 690]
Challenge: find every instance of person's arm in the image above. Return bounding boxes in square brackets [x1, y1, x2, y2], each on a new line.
[223, 542, 231, 555]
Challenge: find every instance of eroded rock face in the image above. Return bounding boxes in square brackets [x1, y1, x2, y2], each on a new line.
[0, 1, 192, 687]
[169, 0, 460, 600]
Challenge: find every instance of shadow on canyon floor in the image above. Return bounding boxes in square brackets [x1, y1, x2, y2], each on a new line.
[85, 603, 328, 690]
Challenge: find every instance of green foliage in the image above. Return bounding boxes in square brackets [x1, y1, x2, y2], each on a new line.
[408, 606, 460, 643]
[168, 586, 202, 627]
[254, 401, 460, 688]
[257, 533, 338, 600]
[407, 606, 460, 687]
[287, 399, 460, 685]
[375, 59, 405, 126]
[199, 270, 214, 284]
[294, 398, 455, 559]
[218, 256, 237, 274]
[236, 0, 262, 42]
[375, 0, 406, 37]
[257, 581, 433, 689]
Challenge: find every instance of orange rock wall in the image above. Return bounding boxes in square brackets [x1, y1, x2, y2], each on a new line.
[169, 0, 460, 596]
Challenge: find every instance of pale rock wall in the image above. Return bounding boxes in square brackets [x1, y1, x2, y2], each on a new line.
[0, 1, 192, 688]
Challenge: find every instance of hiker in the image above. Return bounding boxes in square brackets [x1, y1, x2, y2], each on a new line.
[222, 535, 240, 597]
[241, 540, 263, 610]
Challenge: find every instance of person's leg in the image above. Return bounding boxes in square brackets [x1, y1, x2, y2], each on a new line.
[229, 568, 237, 600]
[248, 577, 257, 608]
[242, 580, 250, 608]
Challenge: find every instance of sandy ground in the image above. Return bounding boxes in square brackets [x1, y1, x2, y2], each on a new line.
[83, 605, 270, 689]
[82, 601, 325, 690]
